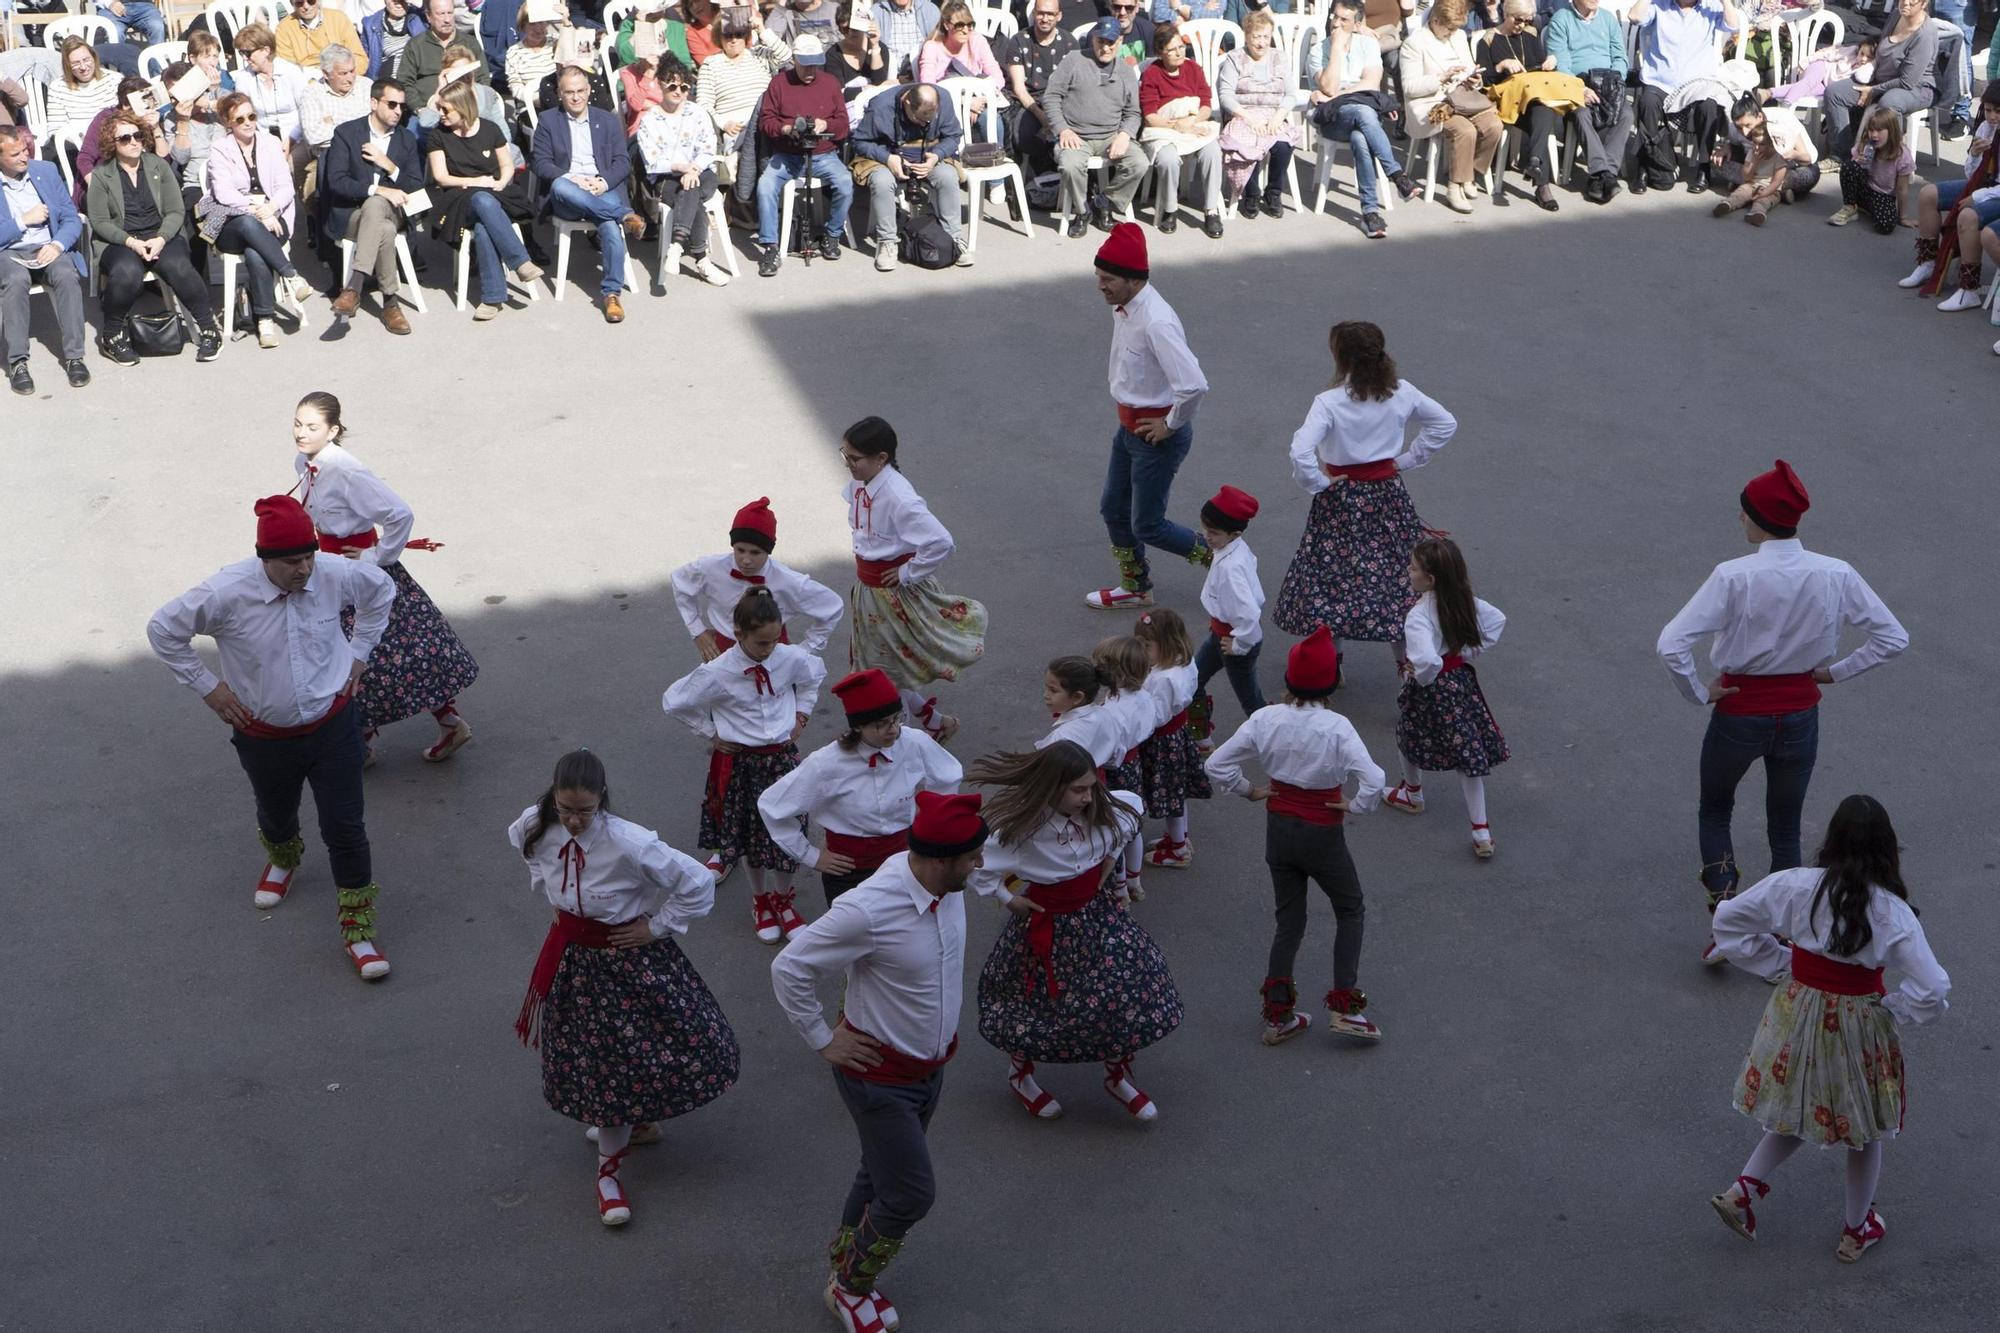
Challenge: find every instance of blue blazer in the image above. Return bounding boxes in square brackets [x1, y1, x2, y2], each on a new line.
[322, 114, 427, 240]
[0, 161, 87, 278]
[359, 10, 428, 81]
[530, 104, 631, 193]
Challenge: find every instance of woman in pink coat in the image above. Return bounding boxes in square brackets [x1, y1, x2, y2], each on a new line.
[199, 90, 317, 347]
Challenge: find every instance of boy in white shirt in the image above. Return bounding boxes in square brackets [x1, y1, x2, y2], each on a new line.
[1194, 485, 1267, 739]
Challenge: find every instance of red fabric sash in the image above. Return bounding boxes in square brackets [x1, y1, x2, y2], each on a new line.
[1789, 946, 1885, 997]
[1117, 403, 1170, 432]
[841, 1018, 959, 1084]
[705, 742, 790, 824]
[1208, 616, 1232, 640]
[1156, 708, 1189, 735]
[1325, 459, 1398, 482]
[514, 909, 622, 1047]
[825, 829, 909, 871]
[1440, 653, 1467, 674]
[1019, 868, 1103, 998]
[1270, 780, 1344, 827]
[238, 691, 350, 739]
[855, 552, 914, 588]
[318, 529, 377, 554]
[1716, 672, 1821, 717]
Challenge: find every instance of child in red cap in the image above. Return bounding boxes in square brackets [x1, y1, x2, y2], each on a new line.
[1194, 483, 1267, 732]
[670, 496, 844, 662]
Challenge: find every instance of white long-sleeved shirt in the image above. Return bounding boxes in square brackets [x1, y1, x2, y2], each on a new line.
[1655, 539, 1908, 706]
[845, 467, 955, 587]
[1141, 662, 1199, 725]
[662, 642, 826, 746]
[1200, 536, 1264, 655]
[294, 443, 415, 566]
[1287, 382, 1457, 494]
[147, 555, 396, 728]
[757, 729, 964, 869]
[506, 806, 715, 939]
[1712, 868, 1949, 1026]
[1036, 699, 1125, 768]
[968, 789, 1145, 901]
[669, 552, 845, 654]
[1102, 688, 1162, 758]
[1205, 703, 1386, 813]
[1108, 283, 1208, 430]
[1404, 591, 1507, 687]
[770, 853, 966, 1060]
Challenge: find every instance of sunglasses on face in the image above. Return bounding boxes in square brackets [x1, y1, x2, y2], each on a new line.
[114, 130, 142, 143]
[381, 98, 406, 109]
[232, 113, 259, 124]
[662, 79, 691, 91]
[948, 20, 973, 28]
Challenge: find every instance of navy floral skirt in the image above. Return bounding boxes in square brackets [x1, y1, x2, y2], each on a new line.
[1103, 754, 1142, 795]
[698, 745, 800, 870]
[1138, 726, 1211, 819]
[340, 561, 479, 729]
[539, 936, 741, 1127]
[977, 886, 1184, 1063]
[1395, 665, 1510, 776]
[1273, 479, 1427, 642]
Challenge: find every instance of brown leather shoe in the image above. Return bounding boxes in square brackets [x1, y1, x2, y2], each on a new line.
[603, 293, 624, 324]
[331, 287, 362, 318]
[382, 301, 412, 335]
[621, 212, 645, 240]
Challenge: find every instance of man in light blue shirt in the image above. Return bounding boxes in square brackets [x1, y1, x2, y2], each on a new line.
[1628, 0, 1740, 194]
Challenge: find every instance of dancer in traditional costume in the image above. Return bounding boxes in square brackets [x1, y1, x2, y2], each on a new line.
[509, 749, 739, 1228]
[146, 494, 398, 980]
[671, 495, 845, 661]
[1132, 607, 1211, 870]
[1091, 635, 1163, 901]
[1194, 484, 1268, 728]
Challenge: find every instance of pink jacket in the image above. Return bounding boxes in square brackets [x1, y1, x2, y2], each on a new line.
[916, 33, 1004, 88]
[202, 130, 298, 230]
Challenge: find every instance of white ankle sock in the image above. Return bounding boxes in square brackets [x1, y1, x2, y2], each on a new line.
[1460, 774, 1487, 826]
[1009, 1060, 1047, 1101]
[265, 864, 293, 884]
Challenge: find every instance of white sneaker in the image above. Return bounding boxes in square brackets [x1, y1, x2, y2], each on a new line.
[284, 274, 317, 306]
[256, 319, 278, 349]
[1083, 586, 1153, 610]
[691, 256, 731, 287]
[472, 303, 500, 321]
[1898, 260, 1936, 288]
[954, 248, 975, 267]
[663, 240, 682, 277]
[875, 248, 898, 272]
[1937, 286, 1984, 312]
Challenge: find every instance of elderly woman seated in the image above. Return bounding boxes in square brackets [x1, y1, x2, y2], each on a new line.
[1475, 0, 1595, 211]
[1218, 8, 1301, 217]
[1139, 23, 1225, 237]
[86, 108, 221, 365]
[1403, 0, 1502, 213]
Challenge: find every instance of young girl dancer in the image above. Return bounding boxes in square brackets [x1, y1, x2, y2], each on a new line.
[509, 749, 740, 1228]
[670, 496, 845, 661]
[1707, 795, 1950, 1263]
[1037, 655, 1124, 773]
[1093, 635, 1164, 901]
[968, 742, 1185, 1121]
[757, 668, 965, 905]
[842, 416, 988, 743]
[1829, 106, 1914, 233]
[662, 586, 826, 941]
[1273, 322, 1457, 675]
[1382, 538, 1510, 860]
[1133, 608, 1211, 871]
[1206, 629, 1388, 1045]
[290, 391, 479, 766]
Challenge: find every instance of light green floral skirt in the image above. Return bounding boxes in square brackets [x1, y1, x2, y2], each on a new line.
[848, 577, 987, 690]
[1733, 979, 1905, 1148]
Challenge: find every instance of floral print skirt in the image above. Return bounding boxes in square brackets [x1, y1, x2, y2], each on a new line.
[539, 936, 741, 1128]
[340, 561, 479, 729]
[1732, 979, 1905, 1147]
[1138, 725, 1211, 819]
[698, 745, 800, 870]
[848, 575, 987, 690]
[1395, 665, 1510, 776]
[977, 886, 1184, 1064]
[1273, 478, 1427, 642]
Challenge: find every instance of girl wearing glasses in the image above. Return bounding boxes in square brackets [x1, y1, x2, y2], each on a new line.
[634, 53, 733, 285]
[48, 39, 120, 131]
[198, 91, 318, 348]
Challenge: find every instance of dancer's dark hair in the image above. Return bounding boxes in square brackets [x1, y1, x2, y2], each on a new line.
[1810, 794, 1910, 957]
[521, 749, 611, 858]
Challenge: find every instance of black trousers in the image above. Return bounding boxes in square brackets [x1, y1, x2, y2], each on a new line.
[229, 703, 372, 887]
[835, 1068, 941, 1242]
[1635, 86, 1725, 184]
[822, 865, 872, 905]
[651, 167, 718, 253]
[1264, 811, 1364, 989]
[98, 236, 214, 325]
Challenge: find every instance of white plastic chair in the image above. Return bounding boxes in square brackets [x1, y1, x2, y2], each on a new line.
[600, 43, 624, 111]
[1070, 20, 1098, 42]
[1270, 13, 1316, 95]
[47, 15, 118, 47]
[139, 41, 190, 79]
[1180, 19, 1241, 89]
[338, 233, 428, 313]
[977, 8, 1017, 42]
[603, 0, 638, 33]
[20, 77, 50, 139]
[551, 217, 641, 299]
[218, 252, 312, 340]
[1787, 11, 1844, 86]
[1310, 124, 1398, 217]
[455, 220, 542, 310]
[939, 75, 1032, 250]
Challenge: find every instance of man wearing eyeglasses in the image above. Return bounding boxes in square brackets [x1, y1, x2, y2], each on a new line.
[1003, 0, 1075, 176]
[324, 76, 424, 333]
[532, 64, 645, 320]
[1043, 17, 1148, 236]
[852, 81, 971, 270]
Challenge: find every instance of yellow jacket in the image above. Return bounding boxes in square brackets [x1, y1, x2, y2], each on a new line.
[1485, 70, 1585, 125]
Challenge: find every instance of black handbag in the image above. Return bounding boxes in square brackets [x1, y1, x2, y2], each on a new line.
[124, 307, 187, 357]
[1583, 68, 1627, 132]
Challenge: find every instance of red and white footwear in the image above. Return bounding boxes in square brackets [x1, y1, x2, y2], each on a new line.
[1837, 1208, 1886, 1263]
[703, 852, 734, 883]
[751, 893, 784, 944]
[1709, 1174, 1769, 1241]
[422, 714, 474, 762]
[773, 890, 808, 939]
[1125, 873, 1145, 903]
[1084, 586, 1154, 610]
[1261, 1012, 1311, 1045]
[1007, 1056, 1063, 1119]
[1146, 837, 1192, 869]
[1103, 1061, 1158, 1121]
[871, 1288, 900, 1332]
[346, 939, 391, 981]
[823, 1279, 891, 1332]
[1383, 782, 1424, 815]
[1470, 823, 1495, 859]
[1701, 936, 1729, 967]
[597, 1151, 631, 1226]
[253, 862, 294, 910]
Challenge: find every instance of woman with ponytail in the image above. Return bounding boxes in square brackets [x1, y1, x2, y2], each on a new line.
[1708, 795, 1951, 1264]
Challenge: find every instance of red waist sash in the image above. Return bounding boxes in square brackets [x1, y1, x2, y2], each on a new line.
[855, 552, 914, 588]
[515, 909, 625, 1046]
[1325, 459, 1399, 482]
[1269, 780, 1344, 827]
[318, 529, 377, 554]
[1716, 672, 1821, 717]
[1789, 946, 1885, 997]
[238, 691, 350, 740]
[841, 1018, 959, 1084]
[1440, 653, 1467, 674]
[824, 829, 909, 872]
[705, 742, 791, 824]
[1019, 867, 1103, 998]
[1117, 403, 1170, 433]
[1156, 708, 1189, 735]
[1208, 617, 1232, 640]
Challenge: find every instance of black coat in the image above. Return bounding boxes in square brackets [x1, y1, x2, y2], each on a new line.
[322, 114, 427, 241]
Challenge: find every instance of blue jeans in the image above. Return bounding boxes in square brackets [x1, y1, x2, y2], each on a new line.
[466, 189, 530, 304]
[1195, 632, 1266, 721]
[755, 150, 854, 248]
[1328, 103, 1402, 212]
[99, 1, 166, 45]
[546, 175, 633, 297]
[1934, 0, 1975, 120]
[1100, 422, 1200, 587]
[1696, 707, 1819, 904]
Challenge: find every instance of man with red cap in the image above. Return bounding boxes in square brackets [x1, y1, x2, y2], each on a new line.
[670, 496, 845, 661]
[771, 789, 988, 1333]
[1657, 460, 1908, 961]
[146, 496, 400, 981]
[1085, 221, 1211, 613]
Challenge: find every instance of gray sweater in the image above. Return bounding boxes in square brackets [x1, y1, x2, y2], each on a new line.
[1043, 49, 1141, 140]
[1868, 21, 1938, 103]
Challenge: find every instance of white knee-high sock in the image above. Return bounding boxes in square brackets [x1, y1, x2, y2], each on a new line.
[1123, 835, 1142, 876]
[1165, 813, 1189, 843]
[1740, 1130, 1803, 1182]
[1845, 1141, 1884, 1228]
[596, 1123, 632, 1160]
[1460, 773, 1488, 826]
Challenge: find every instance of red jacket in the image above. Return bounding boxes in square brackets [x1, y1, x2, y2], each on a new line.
[758, 67, 851, 155]
[1138, 58, 1214, 118]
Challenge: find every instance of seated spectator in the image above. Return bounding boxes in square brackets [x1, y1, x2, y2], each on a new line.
[235, 24, 310, 146]
[1820, 0, 1934, 163]
[1138, 23, 1224, 238]
[753, 33, 853, 275]
[85, 109, 220, 365]
[872, 0, 941, 82]
[73, 75, 165, 206]
[826, 5, 891, 90]
[1219, 8, 1301, 216]
[401, 0, 491, 105]
[199, 90, 317, 348]
[49, 38, 122, 131]
[1403, 0, 1500, 212]
[300, 45, 371, 154]
[1628, 0, 1742, 193]
[1004, 0, 1075, 176]
[96, 0, 167, 48]
[853, 81, 970, 270]
[1706, 94, 1817, 224]
[621, 56, 666, 137]
[361, 0, 427, 82]
[1544, 0, 1635, 203]
[769, 0, 843, 49]
[278, 0, 371, 77]
[509, 7, 562, 98]
[326, 76, 426, 333]
[163, 59, 226, 272]
[1044, 18, 1147, 236]
[1307, 0, 1420, 237]
[426, 76, 542, 319]
[419, 46, 512, 136]
[1476, 0, 1581, 210]
[634, 53, 731, 285]
[530, 64, 644, 320]
[918, 0, 1004, 139]
[1828, 102, 1913, 232]
[1766, 37, 1873, 108]
[0, 125, 90, 394]
[698, 8, 788, 168]
[1900, 82, 2000, 301]
[185, 32, 237, 99]
[1104, 0, 1156, 66]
